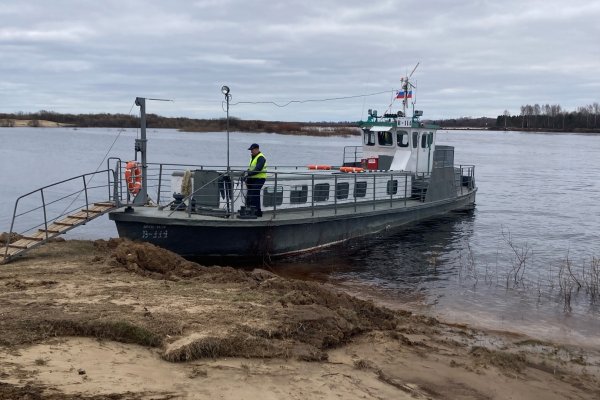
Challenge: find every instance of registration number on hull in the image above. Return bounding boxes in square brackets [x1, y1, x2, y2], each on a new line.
[142, 225, 168, 239]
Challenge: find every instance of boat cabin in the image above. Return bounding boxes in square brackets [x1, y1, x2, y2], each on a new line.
[357, 110, 438, 174]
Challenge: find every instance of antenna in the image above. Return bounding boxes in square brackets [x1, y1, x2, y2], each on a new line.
[399, 62, 420, 116]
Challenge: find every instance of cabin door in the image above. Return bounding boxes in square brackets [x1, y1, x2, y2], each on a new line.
[415, 131, 434, 174]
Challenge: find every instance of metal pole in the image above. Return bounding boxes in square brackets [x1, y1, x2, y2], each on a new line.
[222, 85, 232, 216]
[273, 172, 278, 216]
[404, 174, 408, 207]
[157, 164, 163, 205]
[41, 189, 49, 240]
[134, 97, 148, 205]
[311, 174, 315, 217]
[334, 175, 338, 215]
[390, 173, 393, 208]
[226, 95, 230, 172]
[372, 174, 376, 210]
[83, 175, 89, 214]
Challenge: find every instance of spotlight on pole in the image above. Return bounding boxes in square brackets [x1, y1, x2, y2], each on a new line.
[221, 85, 231, 171]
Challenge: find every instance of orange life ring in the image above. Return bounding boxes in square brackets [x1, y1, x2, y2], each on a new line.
[125, 161, 142, 195]
[339, 166, 364, 173]
[308, 164, 332, 170]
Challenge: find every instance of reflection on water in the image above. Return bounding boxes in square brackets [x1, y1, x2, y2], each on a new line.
[273, 211, 474, 286]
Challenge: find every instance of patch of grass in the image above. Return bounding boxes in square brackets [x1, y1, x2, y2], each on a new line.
[33, 319, 164, 347]
[353, 359, 376, 370]
[470, 346, 527, 373]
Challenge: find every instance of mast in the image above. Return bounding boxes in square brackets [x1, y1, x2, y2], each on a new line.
[133, 97, 149, 205]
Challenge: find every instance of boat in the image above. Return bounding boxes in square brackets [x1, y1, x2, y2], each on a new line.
[107, 76, 477, 260]
[2, 72, 477, 264]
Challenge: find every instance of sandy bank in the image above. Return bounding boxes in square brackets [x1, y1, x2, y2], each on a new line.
[0, 239, 598, 399]
[0, 119, 72, 127]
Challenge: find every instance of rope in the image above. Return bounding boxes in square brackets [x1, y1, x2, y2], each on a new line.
[59, 101, 137, 216]
[230, 90, 394, 108]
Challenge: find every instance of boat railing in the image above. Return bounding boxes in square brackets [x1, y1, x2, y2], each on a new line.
[458, 165, 476, 195]
[109, 160, 475, 218]
[3, 169, 119, 259]
[342, 146, 363, 167]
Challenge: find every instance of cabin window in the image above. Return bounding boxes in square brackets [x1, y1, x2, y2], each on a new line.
[363, 130, 375, 146]
[313, 183, 330, 202]
[377, 131, 393, 146]
[263, 185, 284, 207]
[354, 181, 367, 198]
[387, 180, 398, 195]
[428, 132, 434, 146]
[397, 131, 409, 147]
[412, 132, 419, 148]
[290, 185, 308, 204]
[336, 182, 349, 200]
[421, 133, 428, 148]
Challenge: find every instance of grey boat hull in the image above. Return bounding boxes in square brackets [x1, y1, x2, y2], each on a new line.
[109, 189, 476, 259]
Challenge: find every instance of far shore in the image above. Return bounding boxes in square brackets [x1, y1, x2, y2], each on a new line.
[0, 119, 72, 128]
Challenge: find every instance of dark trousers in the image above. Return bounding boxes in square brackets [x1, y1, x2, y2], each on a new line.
[246, 178, 265, 215]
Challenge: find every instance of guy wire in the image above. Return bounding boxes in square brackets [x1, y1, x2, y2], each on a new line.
[230, 90, 393, 108]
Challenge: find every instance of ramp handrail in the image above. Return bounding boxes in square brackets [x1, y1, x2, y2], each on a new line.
[3, 169, 119, 258]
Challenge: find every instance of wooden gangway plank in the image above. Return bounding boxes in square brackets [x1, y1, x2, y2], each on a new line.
[1, 201, 117, 265]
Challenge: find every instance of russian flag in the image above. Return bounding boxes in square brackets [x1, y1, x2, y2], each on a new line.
[396, 90, 413, 99]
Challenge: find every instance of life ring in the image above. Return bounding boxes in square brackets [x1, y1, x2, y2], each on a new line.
[125, 161, 142, 195]
[308, 164, 332, 170]
[339, 166, 364, 173]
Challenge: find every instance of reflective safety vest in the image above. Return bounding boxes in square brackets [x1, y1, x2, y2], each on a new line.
[248, 152, 267, 179]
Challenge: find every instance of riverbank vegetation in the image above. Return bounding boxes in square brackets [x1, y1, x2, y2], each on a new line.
[434, 103, 600, 133]
[3, 103, 599, 134]
[0, 111, 359, 136]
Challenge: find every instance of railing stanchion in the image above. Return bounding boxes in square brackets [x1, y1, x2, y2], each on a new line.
[83, 176, 89, 216]
[274, 172, 278, 217]
[372, 173, 376, 210]
[390, 173, 393, 208]
[41, 189, 49, 240]
[354, 174, 357, 213]
[157, 164, 163, 205]
[404, 174, 408, 207]
[334, 175, 338, 215]
[311, 174, 315, 217]
[112, 169, 120, 207]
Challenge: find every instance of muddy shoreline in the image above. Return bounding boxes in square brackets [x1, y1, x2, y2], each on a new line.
[1, 239, 598, 399]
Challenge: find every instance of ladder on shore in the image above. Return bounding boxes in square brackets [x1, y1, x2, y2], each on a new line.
[1, 168, 121, 265]
[1, 202, 116, 265]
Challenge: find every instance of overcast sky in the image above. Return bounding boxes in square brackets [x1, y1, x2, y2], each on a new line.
[1, 0, 599, 121]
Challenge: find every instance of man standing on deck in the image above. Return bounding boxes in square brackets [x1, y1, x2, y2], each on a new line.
[245, 143, 267, 217]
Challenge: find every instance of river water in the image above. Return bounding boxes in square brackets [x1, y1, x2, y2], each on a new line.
[1, 127, 599, 346]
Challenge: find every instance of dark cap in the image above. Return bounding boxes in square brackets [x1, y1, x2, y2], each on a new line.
[248, 143, 259, 150]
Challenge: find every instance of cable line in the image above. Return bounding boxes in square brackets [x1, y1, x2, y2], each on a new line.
[230, 90, 394, 108]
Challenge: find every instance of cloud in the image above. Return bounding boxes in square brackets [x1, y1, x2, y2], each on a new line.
[0, 0, 598, 120]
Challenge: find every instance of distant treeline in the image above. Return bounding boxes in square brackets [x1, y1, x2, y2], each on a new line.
[432, 103, 600, 132]
[0, 111, 359, 136]
[495, 103, 600, 132]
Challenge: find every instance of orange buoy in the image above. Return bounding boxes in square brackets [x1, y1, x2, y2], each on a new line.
[124, 161, 142, 195]
[339, 166, 364, 173]
[308, 164, 332, 170]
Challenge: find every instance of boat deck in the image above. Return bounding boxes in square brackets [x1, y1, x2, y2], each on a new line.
[111, 187, 475, 226]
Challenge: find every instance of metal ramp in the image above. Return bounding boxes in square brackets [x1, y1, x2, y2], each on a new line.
[2, 168, 121, 265]
[1, 202, 116, 264]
